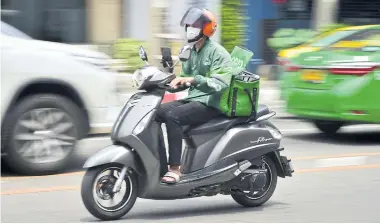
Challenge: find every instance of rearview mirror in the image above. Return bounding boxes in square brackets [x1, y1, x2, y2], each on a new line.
[139, 46, 148, 62]
[178, 45, 192, 62]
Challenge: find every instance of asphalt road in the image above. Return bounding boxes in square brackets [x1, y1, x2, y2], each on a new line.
[1, 108, 380, 223]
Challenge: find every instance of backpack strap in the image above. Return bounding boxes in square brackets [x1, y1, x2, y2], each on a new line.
[231, 87, 238, 117]
[244, 88, 257, 119]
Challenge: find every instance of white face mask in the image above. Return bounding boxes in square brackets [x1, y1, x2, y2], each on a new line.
[186, 26, 201, 40]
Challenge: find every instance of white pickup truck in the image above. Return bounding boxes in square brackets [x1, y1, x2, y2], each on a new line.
[1, 21, 126, 175]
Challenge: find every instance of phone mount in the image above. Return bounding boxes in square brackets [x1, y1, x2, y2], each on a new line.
[161, 47, 174, 73]
[161, 44, 192, 72]
[138, 46, 149, 65]
[138, 45, 192, 72]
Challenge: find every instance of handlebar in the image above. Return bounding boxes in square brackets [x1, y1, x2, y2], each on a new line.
[164, 82, 192, 92]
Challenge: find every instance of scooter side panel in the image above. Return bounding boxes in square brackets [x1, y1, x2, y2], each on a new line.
[181, 131, 224, 174]
[114, 92, 162, 141]
[110, 90, 168, 197]
[190, 130, 224, 147]
[141, 160, 240, 199]
[205, 122, 281, 167]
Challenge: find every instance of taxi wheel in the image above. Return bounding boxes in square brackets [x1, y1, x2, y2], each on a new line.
[314, 120, 343, 135]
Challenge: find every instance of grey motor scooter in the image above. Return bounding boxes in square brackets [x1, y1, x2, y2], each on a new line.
[80, 46, 294, 221]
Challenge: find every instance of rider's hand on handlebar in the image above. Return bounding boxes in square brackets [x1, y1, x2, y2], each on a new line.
[170, 77, 195, 89]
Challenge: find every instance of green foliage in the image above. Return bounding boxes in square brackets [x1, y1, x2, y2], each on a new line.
[221, 0, 247, 53]
[112, 38, 149, 73]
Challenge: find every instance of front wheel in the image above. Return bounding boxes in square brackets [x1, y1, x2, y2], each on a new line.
[81, 164, 138, 221]
[231, 156, 278, 207]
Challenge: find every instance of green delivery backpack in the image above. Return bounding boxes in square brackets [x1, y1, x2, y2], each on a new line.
[219, 46, 260, 118]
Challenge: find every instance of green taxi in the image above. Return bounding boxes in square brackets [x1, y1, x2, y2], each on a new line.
[280, 41, 380, 134]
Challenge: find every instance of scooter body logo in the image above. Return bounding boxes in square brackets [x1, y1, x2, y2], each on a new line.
[250, 136, 273, 144]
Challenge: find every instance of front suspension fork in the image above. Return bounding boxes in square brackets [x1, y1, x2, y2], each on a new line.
[112, 166, 128, 193]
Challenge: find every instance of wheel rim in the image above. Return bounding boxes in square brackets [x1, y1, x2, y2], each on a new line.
[92, 167, 133, 212]
[12, 108, 77, 164]
[243, 160, 273, 200]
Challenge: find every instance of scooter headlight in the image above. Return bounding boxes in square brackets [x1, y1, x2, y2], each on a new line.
[132, 69, 144, 87]
[132, 67, 157, 88]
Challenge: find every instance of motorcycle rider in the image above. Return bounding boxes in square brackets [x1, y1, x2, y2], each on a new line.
[156, 7, 234, 184]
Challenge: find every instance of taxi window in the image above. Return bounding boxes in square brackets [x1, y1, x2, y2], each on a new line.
[362, 46, 380, 52]
[310, 30, 358, 47]
[340, 29, 380, 42]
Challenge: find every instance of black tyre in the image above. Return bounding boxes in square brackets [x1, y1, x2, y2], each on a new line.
[81, 164, 138, 221]
[231, 156, 278, 207]
[314, 120, 343, 135]
[1, 94, 87, 175]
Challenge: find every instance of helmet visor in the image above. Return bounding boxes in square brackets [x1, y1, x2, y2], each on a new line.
[180, 7, 211, 29]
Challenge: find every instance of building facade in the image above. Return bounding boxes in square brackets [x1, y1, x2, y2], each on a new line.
[1, 0, 221, 44]
[245, 0, 380, 66]
[1, 0, 124, 44]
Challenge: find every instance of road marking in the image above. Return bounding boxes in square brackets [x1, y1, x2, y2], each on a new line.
[87, 124, 379, 141]
[293, 152, 380, 161]
[314, 156, 367, 168]
[281, 124, 380, 134]
[268, 105, 285, 109]
[0, 171, 85, 181]
[2, 152, 380, 181]
[88, 136, 111, 141]
[2, 164, 380, 196]
[295, 164, 380, 173]
[1, 186, 79, 195]
[87, 126, 379, 141]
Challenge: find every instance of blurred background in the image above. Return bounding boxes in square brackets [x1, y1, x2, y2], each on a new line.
[1, 0, 380, 222]
[2, 0, 380, 73]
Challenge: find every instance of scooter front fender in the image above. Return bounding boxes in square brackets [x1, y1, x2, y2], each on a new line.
[83, 145, 143, 175]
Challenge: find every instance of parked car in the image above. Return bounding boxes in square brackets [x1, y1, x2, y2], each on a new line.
[280, 38, 380, 134]
[1, 21, 126, 175]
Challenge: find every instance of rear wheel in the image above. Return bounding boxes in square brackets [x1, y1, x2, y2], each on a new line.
[231, 156, 278, 207]
[81, 164, 138, 221]
[314, 120, 343, 135]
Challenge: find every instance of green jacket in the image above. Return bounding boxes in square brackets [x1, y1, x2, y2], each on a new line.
[171, 38, 234, 110]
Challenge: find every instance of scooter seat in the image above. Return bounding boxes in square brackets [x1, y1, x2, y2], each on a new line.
[256, 104, 270, 118]
[185, 104, 270, 135]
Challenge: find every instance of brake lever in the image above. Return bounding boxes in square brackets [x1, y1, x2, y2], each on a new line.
[164, 82, 191, 91]
[176, 82, 191, 89]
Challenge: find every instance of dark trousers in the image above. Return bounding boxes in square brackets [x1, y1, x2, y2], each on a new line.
[156, 100, 220, 166]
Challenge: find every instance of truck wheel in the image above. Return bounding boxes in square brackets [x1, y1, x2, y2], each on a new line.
[314, 120, 343, 135]
[1, 94, 87, 175]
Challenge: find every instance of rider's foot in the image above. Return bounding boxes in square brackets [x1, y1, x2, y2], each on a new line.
[161, 166, 181, 184]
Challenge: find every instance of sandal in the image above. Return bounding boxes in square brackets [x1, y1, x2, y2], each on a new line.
[161, 171, 181, 184]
